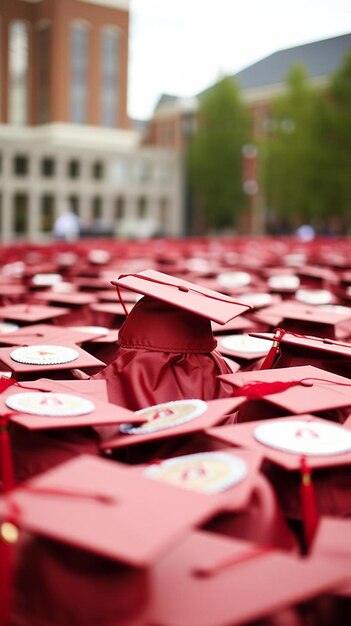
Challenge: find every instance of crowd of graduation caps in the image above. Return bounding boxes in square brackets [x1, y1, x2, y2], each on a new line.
[0, 236, 350, 626]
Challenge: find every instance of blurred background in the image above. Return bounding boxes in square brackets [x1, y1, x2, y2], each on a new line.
[0, 0, 350, 242]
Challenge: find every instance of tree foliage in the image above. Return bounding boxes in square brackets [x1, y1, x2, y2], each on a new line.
[187, 76, 249, 232]
[316, 51, 351, 230]
[263, 64, 321, 228]
[264, 55, 351, 233]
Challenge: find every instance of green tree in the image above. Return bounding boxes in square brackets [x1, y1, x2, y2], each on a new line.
[315, 51, 351, 232]
[264, 64, 321, 230]
[187, 76, 249, 233]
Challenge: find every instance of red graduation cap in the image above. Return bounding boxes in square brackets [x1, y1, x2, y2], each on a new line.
[250, 329, 351, 378]
[0, 343, 105, 377]
[218, 365, 351, 420]
[0, 323, 111, 348]
[0, 378, 143, 431]
[0, 304, 70, 325]
[146, 528, 351, 626]
[33, 291, 98, 307]
[101, 397, 245, 451]
[0, 454, 226, 567]
[254, 302, 351, 339]
[207, 416, 351, 472]
[111, 269, 251, 325]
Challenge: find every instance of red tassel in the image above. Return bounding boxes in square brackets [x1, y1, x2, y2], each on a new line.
[0, 414, 16, 494]
[234, 379, 302, 400]
[260, 327, 286, 370]
[0, 378, 15, 394]
[300, 456, 319, 553]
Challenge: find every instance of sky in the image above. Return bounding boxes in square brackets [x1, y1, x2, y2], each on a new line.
[127, 0, 351, 120]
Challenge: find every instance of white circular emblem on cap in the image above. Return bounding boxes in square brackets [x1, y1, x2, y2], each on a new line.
[254, 419, 351, 456]
[295, 289, 333, 305]
[217, 271, 251, 288]
[120, 399, 208, 435]
[5, 392, 95, 417]
[0, 323, 19, 334]
[10, 345, 79, 365]
[144, 451, 248, 494]
[220, 334, 273, 355]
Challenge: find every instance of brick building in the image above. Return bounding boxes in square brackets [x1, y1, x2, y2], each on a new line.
[0, 0, 183, 242]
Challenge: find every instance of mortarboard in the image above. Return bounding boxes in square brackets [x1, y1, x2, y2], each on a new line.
[0, 304, 70, 325]
[111, 269, 252, 325]
[211, 316, 255, 335]
[218, 365, 351, 421]
[0, 377, 143, 431]
[0, 323, 111, 348]
[33, 291, 98, 307]
[250, 329, 351, 378]
[100, 397, 245, 452]
[253, 301, 351, 339]
[146, 527, 351, 626]
[0, 454, 228, 567]
[0, 343, 105, 377]
[207, 416, 351, 472]
[13, 376, 109, 402]
[295, 265, 339, 288]
[207, 417, 351, 522]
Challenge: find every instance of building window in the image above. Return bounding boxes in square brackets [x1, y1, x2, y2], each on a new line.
[92, 160, 104, 180]
[67, 159, 80, 178]
[40, 194, 55, 232]
[13, 193, 28, 234]
[41, 157, 55, 177]
[114, 196, 125, 220]
[8, 20, 30, 125]
[68, 195, 80, 216]
[137, 196, 147, 219]
[36, 22, 51, 123]
[13, 155, 29, 176]
[69, 22, 89, 124]
[92, 196, 102, 220]
[100, 26, 119, 127]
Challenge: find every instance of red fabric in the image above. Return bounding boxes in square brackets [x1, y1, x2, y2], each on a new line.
[0, 414, 16, 493]
[204, 475, 298, 552]
[93, 297, 233, 410]
[11, 536, 148, 626]
[9, 424, 100, 483]
[0, 535, 13, 626]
